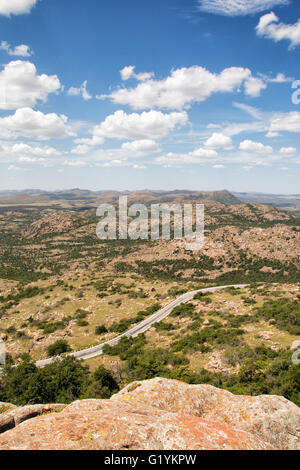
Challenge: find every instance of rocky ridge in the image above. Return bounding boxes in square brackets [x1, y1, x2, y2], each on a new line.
[0, 378, 299, 450]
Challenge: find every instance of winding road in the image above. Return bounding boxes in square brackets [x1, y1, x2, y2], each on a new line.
[36, 284, 248, 368]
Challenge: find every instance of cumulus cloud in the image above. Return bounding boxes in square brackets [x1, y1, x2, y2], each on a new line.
[11, 142, 59, 157]
[95, 159, 147, 169]
[244, 77, 267, 97]
[198, 0, 289, 16]
[0, 108, 75, 140]
[68, 80, 92, 101]
[120, 66, 135, 81]
[269, 112, 300, 133]
[204, 132, 233, 149]
[91, 110, 188, 141]
[0, 61, 61, 110]
[71, 145, 91, 155]
[0, 41, 32, 57]
[74, 136, 104, 146]
[256, 12, 300, 49]
[279, 146, 296, 154]
[121, 139, 161, 153]
[154, 141, 287, 167]
[98, 65, 261, 110]
[0, 140, 61, 165]
[71, 135, 105, 154]
[239, 139, 273, 154]
[120, 65, 154, 81]
[155, 147, 218, 167]
[0, 0, 37, 16]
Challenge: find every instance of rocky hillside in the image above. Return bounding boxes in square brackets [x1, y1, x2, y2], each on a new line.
[0, 378, 299, 450]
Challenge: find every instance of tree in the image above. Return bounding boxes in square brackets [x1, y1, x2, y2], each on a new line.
[47, 340, 71, 357]
[82, 365, 119, 399]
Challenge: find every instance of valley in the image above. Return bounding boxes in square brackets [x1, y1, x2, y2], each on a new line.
[0, 190, 299, 409]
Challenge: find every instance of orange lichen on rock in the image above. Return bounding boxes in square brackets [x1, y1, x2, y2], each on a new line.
[0, 378, 299, 450]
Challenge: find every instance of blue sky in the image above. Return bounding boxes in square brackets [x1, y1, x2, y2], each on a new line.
[0, 0, 300, 193]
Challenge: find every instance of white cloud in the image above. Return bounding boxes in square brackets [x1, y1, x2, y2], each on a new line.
[241, 72, 290, 98]
[0, 0, 37, 16]
[99, 65, 255, 110]
[269, 112, 300, 133]
[239, 139, 273, 154]
[155, 147, 218, 166]
[266, 131, 280, 138]
[204, 132, 233, 149]
[94, 159, 147, 169]
[99, 160, 124, 168]
[233, 102, 263, 120]
[244, 77, 267, 97]
[0, 108, 75, 140]
[71, 145, 91, 155]
[198, 0, 289, 16]
[71, 135, 104, 154]
[92, 110, 188, 141]
[279, 146, 296, 154]
[63, 160, 87, 167]
[213, 120, 268, 138]
[213, 164, 225, 168]
[0, 41, 32, 57]
[0, 140, 61, 165]
[122, 139, 161, 153]
[74, 136, 104, 146]
[11, 142, 59, 157]
[0, 60, 61, 110]
[68, 80, 92, 101]
[266, 72, 292, 83]
[210, 103, 299, 141]
[18, 156, 44, 163]
[8, 165, 23, 171]
[120, 66, 135, 81]
[256, 12, 300, 49]
[132, 164, 147, 169]
[120, 65, 154, 82]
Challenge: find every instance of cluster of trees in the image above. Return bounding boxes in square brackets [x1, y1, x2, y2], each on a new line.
[0, 331, 299, 408]
[254, 298, 300, 335]
[0, 357, 119, 406]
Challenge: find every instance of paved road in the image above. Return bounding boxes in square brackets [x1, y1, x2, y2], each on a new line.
[36, 284, 248, 368]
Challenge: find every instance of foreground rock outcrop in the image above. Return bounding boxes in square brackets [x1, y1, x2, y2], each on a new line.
[0, 378, 299, 450]
[0, 403, 64, 435]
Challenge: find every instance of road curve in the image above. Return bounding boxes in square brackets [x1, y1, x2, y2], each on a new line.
[36, 284, 248, 367]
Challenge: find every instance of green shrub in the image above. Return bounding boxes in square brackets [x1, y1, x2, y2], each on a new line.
[47, 340, 71, 357]
[95, 325, 108, 335]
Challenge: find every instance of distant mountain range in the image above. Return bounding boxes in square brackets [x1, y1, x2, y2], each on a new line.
[233, 192, 300, 213]
[0, 189, 240, 208]
[0, 189, 300, 212]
